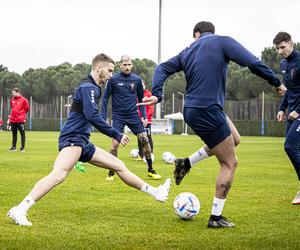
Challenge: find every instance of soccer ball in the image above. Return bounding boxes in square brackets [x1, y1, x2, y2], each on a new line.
[162, 151, 176, 164]
[130, 149, 139, 158]
[173, 192, 200, 220]
[143, 153, 155, 163]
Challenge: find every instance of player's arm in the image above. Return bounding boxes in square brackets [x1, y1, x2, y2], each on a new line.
[152, 55, 183, 103]
[221, 36, 286, 96]
[100, 80, 112, 121]
[137, 78, 147, 122]
[81, 87, 123, 143]
[277, 93, 288, 122]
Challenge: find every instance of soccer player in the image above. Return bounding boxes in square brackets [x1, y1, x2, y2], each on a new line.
[274, 32, 300, 205]
[101, 55, 161, 181]
[137, 80, 155, 161]
[139, 21, 286, 228]
[7, 53, 171, 226]
[8, 88, 30, 152]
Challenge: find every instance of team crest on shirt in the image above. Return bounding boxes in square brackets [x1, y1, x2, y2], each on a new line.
[130, 83, 135, 90]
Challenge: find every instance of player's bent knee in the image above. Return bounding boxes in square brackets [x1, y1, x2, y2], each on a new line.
[234, 137, 241, 147]
[114, 160, 127, 172]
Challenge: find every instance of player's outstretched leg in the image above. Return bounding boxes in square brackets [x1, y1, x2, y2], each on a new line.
[90, 147, 171, 202]
[7, 147, 81, 226]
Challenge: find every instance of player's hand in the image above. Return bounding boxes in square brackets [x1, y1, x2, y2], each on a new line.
[288, 110, 299, 120]
[137, 96, 158, 106]
[277, 111, 286, 122]
[274, 84, 287, 96]
[120, 134, 130, 146]
[142, 118, 148, 127]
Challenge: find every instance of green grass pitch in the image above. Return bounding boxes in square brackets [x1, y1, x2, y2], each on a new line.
[0, 132, 299, 249]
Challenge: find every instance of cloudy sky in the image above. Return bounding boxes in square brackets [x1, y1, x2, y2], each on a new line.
[1, 0, 300, 74]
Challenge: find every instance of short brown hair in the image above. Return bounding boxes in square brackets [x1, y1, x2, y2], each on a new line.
[92, 53, 115, 70]
[273, 32, 292, 45]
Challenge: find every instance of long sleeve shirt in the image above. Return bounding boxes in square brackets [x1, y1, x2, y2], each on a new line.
[101, 72, 146, 121]
[279, 50, 300, 114]
[59, 75, 122, 143]
[152, 32, 281, 109]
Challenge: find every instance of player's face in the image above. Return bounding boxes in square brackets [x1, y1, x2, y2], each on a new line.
[98, 62, 114, 84]
[275, 41, 293, 59]
[11, 91, 18, 97]
[120, 59, 133, 75]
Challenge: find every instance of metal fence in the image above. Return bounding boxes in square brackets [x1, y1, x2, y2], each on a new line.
[0, 93, 284, 135]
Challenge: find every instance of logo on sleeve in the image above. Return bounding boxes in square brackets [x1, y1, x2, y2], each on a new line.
[91, 90, 95, 103]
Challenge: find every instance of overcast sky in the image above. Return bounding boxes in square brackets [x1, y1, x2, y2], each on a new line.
[1, 0, 300, 74]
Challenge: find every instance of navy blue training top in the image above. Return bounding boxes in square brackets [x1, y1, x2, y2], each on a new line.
[101, 71, 146, 120]
[152, 32, 281, 109]
[59, 75, 123, 143]
[279, 50, 300, 114]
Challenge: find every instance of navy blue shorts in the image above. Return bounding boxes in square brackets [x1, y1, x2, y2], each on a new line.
[184, 106, 231, 149]
[112, 114, 145, 135]
[58, 136, 96, 163]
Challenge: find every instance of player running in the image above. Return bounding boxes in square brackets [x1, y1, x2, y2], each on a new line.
[7, 53, 171, 226]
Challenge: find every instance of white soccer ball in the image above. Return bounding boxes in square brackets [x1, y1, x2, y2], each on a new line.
[173, 192, 200, 220]
[130, 149, 139, 158]
[162, 151, 176, 164]
[143, 153, 155, 163]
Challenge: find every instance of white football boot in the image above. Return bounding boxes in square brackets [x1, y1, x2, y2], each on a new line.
[292, 191, 300, 205]
[7, 207, 32, 226]
[154, 178, 171, 202]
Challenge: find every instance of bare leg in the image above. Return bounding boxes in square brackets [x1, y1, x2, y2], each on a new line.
[28, 146, 82, 201]
[90, 147, 145, 189]
[107, 139, 120, 177]
[89, 146, 170, 201]
[137, 132, 152, 161]
[210, 135, 238, 199]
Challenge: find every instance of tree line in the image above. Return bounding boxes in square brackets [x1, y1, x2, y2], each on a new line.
[0, 43, 299, 103]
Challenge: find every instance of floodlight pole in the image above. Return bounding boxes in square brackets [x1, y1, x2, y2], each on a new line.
[261, 91, 265, 136]
[156, 0, 162, 119]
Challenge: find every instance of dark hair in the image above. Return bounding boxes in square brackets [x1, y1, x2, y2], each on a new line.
[11, 87, 20, 93]
[273, 32, 292, 45]
[193, 21, 215, 38]
[92, 53, 115, 69]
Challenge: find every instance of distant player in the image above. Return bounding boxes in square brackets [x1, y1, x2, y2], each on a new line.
[101, 55, 161, 181]
[139, 21, 286, 228]
[274, 32, 300, 205]
[7, 53, 171, 226]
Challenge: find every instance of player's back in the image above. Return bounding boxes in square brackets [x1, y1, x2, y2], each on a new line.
[179, 33, 228, 109]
